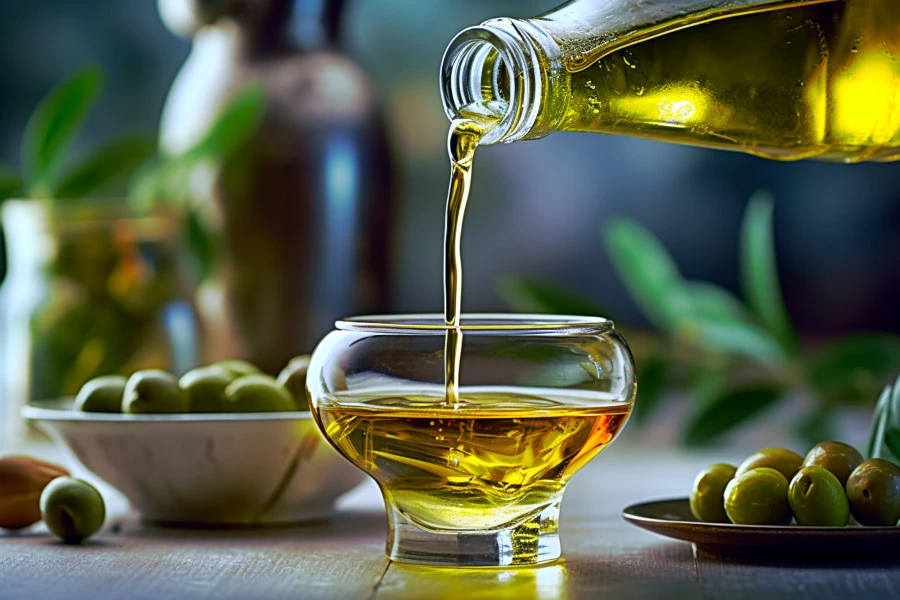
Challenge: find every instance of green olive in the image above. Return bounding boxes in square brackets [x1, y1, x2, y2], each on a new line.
[178, 366, 232, 413]
[788, 466, 849, 526]
[214, 359, 262, 379]
[735, 447, 803, 481]
[724, 467, 792, 525]
[223, 375, 294, 413]
[802, 441, 864, 488]
[40, 477, 106, 544]
[846, 459, 900, 526]
[690, 463, 737, 523]
[74, 375, 126, 413]
[123, 370, 188, 414]
[276, 355, 310, 411]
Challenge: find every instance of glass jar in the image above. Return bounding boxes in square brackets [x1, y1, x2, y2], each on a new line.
[0, 200, 199, 446]
[307, 314, 636, 566]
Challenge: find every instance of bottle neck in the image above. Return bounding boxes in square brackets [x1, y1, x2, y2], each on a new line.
[220, 0, 346, 56]
[440, 18, 565, 145]
[291, 0, 346, 49]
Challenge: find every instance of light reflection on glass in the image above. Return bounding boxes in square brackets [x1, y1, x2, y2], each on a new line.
[609, 84, 711, 128]
[832, 50, 900, 144]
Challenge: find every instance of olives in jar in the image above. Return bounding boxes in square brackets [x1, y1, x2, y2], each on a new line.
[735, 448, 803, 482]
[74, 375, 126, 413]
[802, 441, 864, 488]
[846, 459, 900, 526]
[724, 467, 792, 525]
[788, 466, 849, 526]
[223, 375, 295, 412]
[40, 477, 106, 544]
[123, 370, 188, 414]
[690, 463, 737, 523]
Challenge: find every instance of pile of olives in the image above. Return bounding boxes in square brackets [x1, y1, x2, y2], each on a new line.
[691, 442, 900, 526]
[74, 356, 311, 414]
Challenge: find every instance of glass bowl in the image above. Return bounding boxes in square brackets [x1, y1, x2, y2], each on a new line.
[307, 314, 637, 567]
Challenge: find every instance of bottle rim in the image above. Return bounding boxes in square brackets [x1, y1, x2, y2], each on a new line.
[335, 313, 613, 335]
[440, 19, 545, 145]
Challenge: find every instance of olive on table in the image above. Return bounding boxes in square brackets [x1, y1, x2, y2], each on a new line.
[40, 477, 106, 544]
[788, 466, 849, 526]
[846, 459, 900, 526]
[276, 355, 310, 411]
[802, 441, 864, 487]
[223, 375, 294, 413]
[690, 463, 737, 523]
[214, 360, 261, 379]
[179, 366, 232, 413]
[724, 467, 792, 525]
[123, 370, 188, 414]
[74, 375, 126, 413]
[735, 448, 803, 481]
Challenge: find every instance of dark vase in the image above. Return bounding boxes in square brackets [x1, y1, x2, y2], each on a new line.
[159, 0, 395, 373]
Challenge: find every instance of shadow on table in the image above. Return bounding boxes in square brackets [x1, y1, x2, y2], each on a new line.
[694, 547, 900, 569]
[121, 509, 387, 543]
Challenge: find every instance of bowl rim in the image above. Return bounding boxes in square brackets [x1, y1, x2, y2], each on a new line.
[335, 313, 612, 335]
[22, 398, 315, 422]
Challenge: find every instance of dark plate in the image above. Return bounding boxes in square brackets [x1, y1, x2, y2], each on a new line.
[623, 498, 900, 559]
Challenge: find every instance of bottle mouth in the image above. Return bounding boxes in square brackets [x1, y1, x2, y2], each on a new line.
[440, 19, 547, 145]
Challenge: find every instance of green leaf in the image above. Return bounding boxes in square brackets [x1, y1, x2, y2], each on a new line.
[184, 85, 266, 161]
[883, 429, 900, 463]
[604, 218, 692, 330]
[632, 354, 668, 425]
[496, 274, 610, 317]
[795, 408, 836, 449]
[55, 136, 156, 198]
[22, 68, 102, 196]
[127, 158, 198, 210]
[679, 319, 789, 364]
[890, 374, 900, 428]
[807, 334, 900, 404]
[683, 282, 751, 324]
[684, 384, 785, 446]
[867, 384, 892, 460]
[740, 191, 796, 354]
[183, 206, 217, 283]
[126, 159, 163, 209]
[689, 367, 730, 404]
[0, 163, 23, 200]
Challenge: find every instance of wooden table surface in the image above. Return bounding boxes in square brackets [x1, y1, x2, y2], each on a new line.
[3, 442, 900, 600]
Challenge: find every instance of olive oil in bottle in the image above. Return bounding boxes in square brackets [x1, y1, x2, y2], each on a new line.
[441, 0, 900, 162]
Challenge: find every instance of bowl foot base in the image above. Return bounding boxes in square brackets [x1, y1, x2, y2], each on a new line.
[386, 502, 561, 567]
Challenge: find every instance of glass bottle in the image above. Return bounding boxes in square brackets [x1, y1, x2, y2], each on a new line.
[159, 0, 395, 372]
[441, 0, 900, 162]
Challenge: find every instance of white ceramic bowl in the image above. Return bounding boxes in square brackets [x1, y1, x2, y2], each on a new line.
[23, 400, 366, 526]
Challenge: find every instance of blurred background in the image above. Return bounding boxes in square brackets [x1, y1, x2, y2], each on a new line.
[1, 0, 898, 447]
[2, 0, 898, 330]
